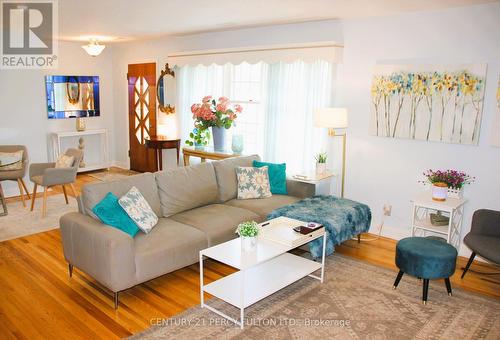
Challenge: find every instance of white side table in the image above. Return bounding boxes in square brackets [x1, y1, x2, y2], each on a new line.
[292, 171, 335, 195]
[411, 192, 467, 250]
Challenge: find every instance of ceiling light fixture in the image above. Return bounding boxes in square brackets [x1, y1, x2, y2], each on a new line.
[82, 39, 106, 57]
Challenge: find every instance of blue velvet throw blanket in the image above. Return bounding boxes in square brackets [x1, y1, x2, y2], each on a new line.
[267, 195, 372, 258]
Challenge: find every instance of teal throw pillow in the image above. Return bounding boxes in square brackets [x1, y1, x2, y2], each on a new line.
[92, 192, 140, 237]
[252, 160, 287, 195]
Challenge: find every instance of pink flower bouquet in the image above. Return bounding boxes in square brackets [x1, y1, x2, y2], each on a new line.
[190, 96, 242, 130]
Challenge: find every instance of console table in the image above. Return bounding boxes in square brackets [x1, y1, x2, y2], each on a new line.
[182, 147, 241, 166]
[50, 129, 109, 173]
[145, 137, 180, 171]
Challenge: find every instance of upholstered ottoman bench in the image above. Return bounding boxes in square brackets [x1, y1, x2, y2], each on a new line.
[267, 195, 371, 258]
[393, 237, 458, 304]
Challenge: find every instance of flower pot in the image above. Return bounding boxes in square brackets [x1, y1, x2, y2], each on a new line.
[212, 127, 227, 151]
[316, 162, 327, 175]
[447, 187, 463, 199]
[241, 236, 257, 252]
[432, 182, 448, 201]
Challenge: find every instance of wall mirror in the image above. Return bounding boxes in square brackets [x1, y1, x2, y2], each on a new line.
[45, 75, 100, 119]
[157, 63, 176, 114]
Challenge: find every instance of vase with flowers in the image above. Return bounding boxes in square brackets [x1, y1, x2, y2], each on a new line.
[422, 169, 475, 201]
[187, 96, 243, 151]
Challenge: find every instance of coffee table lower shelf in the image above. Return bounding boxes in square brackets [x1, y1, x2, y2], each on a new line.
[201, 252, 322, 328]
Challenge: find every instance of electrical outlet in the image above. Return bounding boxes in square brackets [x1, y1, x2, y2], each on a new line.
[383, 204, 392, 216]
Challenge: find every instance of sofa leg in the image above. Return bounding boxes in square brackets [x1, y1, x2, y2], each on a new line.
[444, 278, 452, 296]
[357, 234, 361, 243]
[461, 252, 476, 279]
[393, 270, 404, 289]
[114, 292, 119, 310]
[422, 279, 429, 305]
[68, 264, 73, 278]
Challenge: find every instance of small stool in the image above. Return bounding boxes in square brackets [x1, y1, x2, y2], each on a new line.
[393, 237, 458, 304]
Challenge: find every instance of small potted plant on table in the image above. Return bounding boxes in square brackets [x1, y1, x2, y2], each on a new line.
[236, 221, 259, 252]
[315, 152, 328, 175]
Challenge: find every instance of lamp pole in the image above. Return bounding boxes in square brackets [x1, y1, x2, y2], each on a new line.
[328, 128, 346, 198]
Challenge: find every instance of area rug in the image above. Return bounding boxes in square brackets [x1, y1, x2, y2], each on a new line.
[0, 195, 77, 242]
[132, 254, 500, 339]
[88, 167, 137, 182]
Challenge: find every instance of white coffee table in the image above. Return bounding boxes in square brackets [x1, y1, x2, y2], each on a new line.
[199, 217, 327, 329]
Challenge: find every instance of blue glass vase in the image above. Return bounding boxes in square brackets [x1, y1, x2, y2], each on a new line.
[231, 134, 244, 154]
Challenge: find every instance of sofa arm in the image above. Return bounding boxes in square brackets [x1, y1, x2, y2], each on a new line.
[60, 212, 137, 292]
[286, 179, 315, 199]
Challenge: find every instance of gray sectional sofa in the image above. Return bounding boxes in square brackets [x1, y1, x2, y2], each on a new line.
[60, 155, 314, 308]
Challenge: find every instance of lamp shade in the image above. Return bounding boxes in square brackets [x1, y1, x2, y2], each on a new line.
[82, 40, 106, 57]
[314, 108, 348, 128]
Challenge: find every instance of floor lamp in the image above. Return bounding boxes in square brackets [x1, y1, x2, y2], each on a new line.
[314, 108, 348, 198]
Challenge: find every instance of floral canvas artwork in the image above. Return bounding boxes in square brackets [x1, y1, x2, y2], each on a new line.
[370, 64, 487, 145]
[491, 76, 500, 147]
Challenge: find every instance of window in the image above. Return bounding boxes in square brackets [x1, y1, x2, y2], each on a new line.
[229, 62, 267, 155]
[177, 60, 332, 173]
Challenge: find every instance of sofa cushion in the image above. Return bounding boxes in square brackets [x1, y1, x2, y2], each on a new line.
[82, 173, 161, 219]
[156, 162, 218, 217]
[92, 192, 140, 237]
[134, 218, 207, 283]
[225, 195, 301, 219]
[252, 160, 287, 195]
[212, 154, 260, 202]
[170, 204, 260, 246]
[236, 166, 272, 199]
[119, 186, 159, 233]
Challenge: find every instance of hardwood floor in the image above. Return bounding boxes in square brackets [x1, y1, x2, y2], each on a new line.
[0, 170, 498, 339]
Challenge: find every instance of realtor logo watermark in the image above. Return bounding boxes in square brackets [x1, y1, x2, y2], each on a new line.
[1, 0, 58, 69]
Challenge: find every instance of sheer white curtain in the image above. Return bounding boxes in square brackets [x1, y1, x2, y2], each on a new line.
[263, 60, 332, 173]
[177, 64, 231, 147]
[177, 60, 332, 173]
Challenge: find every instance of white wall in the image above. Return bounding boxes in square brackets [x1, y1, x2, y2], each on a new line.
[338, 3, 500, 257]
[0, 42, 115, 196]
[110, 20, 344, 169]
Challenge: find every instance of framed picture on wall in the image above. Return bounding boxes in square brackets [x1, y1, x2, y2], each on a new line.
[370, 64, 487, 145]
[45, 75, 100, 119]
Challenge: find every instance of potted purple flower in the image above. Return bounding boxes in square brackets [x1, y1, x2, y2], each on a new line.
[422, 169, 475, 201]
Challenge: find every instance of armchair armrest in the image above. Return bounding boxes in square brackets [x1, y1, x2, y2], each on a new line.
[43, 167, 77, 186]
[470, 209, 500, 237]
[286, 178, 315, 199]
[29, 162, 55, 178]
[59, 212, 137, 292]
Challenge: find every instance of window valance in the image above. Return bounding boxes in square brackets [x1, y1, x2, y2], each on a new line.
[167, 42, 343, 67]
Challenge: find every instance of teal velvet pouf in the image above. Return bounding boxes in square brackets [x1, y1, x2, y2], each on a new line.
[394, 237, 458, 304]
[396, 237, 457, 279]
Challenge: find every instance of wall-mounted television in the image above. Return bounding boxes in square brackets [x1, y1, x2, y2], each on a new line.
[45, 75, 100, 119]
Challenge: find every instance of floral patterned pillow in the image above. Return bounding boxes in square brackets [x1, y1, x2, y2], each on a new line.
[236, 166, 272, 199]
[118, 186, 158, 233]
